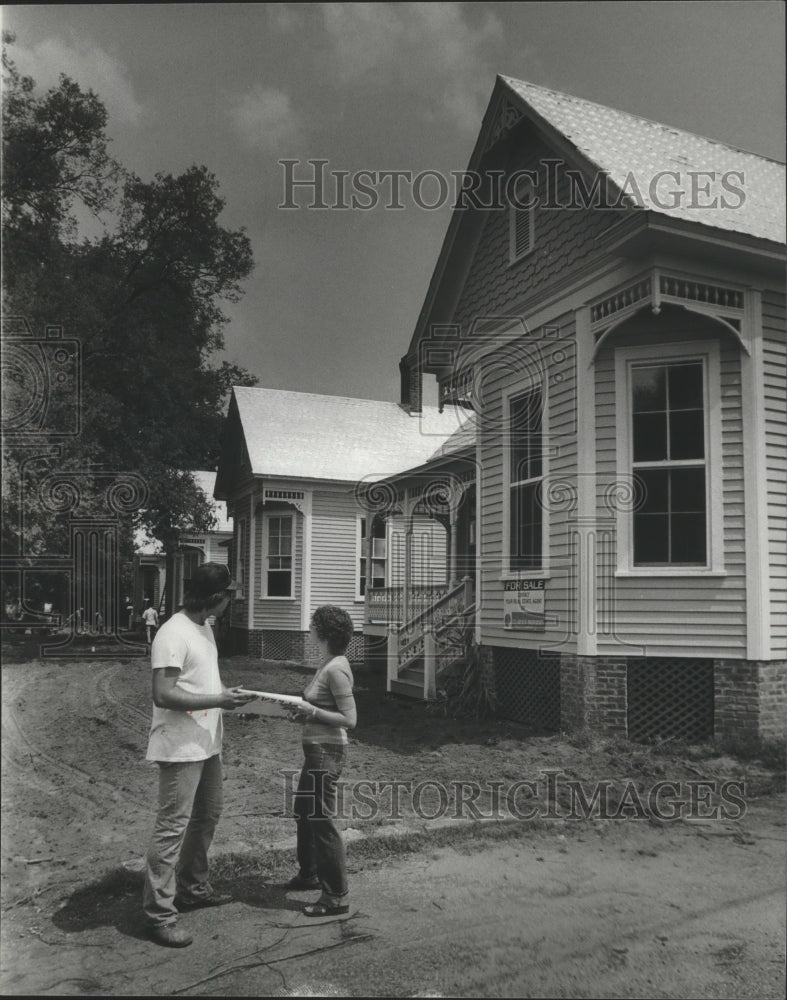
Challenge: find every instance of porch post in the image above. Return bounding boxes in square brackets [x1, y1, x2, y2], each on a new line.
[449, 502, 459, 588]
[403, 496, 414, 623]
[423, 624, 436, 700]
[363, 513, 374, 624]
[386, 626, 398, 692]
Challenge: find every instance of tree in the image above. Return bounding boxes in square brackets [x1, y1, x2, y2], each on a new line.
[2, 35, 257, 621]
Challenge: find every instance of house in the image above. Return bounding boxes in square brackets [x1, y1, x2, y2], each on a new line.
[133, 470, 233, 617]
[214, 387, 472, 663]
[380, 76, 785, 747]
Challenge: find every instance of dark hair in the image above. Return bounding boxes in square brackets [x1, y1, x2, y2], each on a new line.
[310, 605, 353, 655]
[183, 590, 229, 614]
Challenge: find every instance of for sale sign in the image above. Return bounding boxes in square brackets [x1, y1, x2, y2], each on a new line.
[503, 579, 546, 631]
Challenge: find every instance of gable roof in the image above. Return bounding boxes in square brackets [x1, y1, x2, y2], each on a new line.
[501, 76, 785, 245]
[232, 386, 472, 483]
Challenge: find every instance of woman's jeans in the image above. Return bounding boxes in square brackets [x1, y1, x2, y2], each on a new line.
[143, 754, 223, 927]
[294, 743, 348, 899]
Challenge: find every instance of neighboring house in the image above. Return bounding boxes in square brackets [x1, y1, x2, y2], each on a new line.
[379, 76, 785, 747]
[214, 388, 471, 663]
[133, 470, 233, 617]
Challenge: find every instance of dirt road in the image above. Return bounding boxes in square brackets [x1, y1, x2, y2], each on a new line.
[1, 654, 785, 997]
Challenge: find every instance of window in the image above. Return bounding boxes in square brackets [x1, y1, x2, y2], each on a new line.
[358, 516, 387, 598]
[509, 175, 535, 264]
[265, 514, 293, 597]
[631, 362, 706, 565]
[509, 386, 544, 571]
[235, 519, 247, 598]
[616, 340, 722, 574]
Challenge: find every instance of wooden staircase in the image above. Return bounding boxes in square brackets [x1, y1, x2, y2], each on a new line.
[387, 577, 474, 701]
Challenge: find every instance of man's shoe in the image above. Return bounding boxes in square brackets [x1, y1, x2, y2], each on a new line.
[285, 873, 321, 890]
[148, 923, 193, 948]
[175, 891, 233, 911]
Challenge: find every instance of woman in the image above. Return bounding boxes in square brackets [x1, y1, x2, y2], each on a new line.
[289, 605, 357, 916]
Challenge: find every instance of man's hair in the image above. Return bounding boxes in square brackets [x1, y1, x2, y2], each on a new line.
[183, 590, 228, 614]
[310, 605, 354, 655]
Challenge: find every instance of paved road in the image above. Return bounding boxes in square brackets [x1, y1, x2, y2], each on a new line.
[2, 796, 784, 997]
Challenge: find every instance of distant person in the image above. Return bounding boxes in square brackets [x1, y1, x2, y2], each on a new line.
[142, 603, 159, 644]
[94, 611, 104, 634]
[125, 597, 134, 632]
[287, 605, 357, 917]
[142, 562, 251, 948]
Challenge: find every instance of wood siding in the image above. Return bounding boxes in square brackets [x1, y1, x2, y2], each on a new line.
[253, 501, 303, 630]
[478, 311, 578, 651]
[311, 488, 364, 628]
[595, 316, 748, 658]
[762, 288, 787, 657]
[454, 134, 627, 329]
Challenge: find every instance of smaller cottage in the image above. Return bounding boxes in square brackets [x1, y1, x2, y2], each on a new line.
[133, 470, 232, 617]
[215, 387, 471, 663]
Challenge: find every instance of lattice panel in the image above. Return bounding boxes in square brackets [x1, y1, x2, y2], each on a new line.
[262, 630, 299, 661]
[493, 647, 560, 732]
[346, 633, 365, 666]
[627, 658, 714, 743]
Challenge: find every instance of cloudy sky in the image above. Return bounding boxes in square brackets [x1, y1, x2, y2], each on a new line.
[5, 2, 785, 404]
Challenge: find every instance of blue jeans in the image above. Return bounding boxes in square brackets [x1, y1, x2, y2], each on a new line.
[143, 754, 223, 927]
[294, 743, 348, 900]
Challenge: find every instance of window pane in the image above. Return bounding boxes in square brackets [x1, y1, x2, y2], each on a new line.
[671, 468, 705, 513]
[510, 388, 542, 482]
[670, 409, 704, 460]
[267, 571, 291, 597]
[668, 363, 703, 410]
[633, 412, 667, 462]
[634, 513, 669, 563]
[671, 514, 706, 563]
[637, 469, 668, 514]
[510, 482, 542, 569]
[632, 366, 666, 412]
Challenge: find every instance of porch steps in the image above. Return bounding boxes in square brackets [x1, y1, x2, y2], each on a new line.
[389, 661, 425, 699]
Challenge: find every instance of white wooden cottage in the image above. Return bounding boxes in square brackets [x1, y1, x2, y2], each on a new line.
[377, 76, 785, 747]
[215, 388, 470, 663]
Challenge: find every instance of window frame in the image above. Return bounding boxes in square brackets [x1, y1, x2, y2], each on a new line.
[503, 377, 549, 577]
[356, 515, 389, 601]
[262, 512, 295, 599]
[614, 339, 724, 576]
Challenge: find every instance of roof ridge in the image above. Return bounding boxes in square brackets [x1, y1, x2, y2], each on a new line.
[232, 384, 452, 414]
[499, 75, 786, 167]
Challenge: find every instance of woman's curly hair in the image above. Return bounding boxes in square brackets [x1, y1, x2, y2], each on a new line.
[310, 605, 354, 655]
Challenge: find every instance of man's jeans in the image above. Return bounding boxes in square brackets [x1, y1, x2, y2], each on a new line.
[294, 743, 348, 900]
[143, 754, 223, 927]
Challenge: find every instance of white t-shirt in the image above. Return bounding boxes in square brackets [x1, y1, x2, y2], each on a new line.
[146, 611, 224, 762]
[142, 607, 158, 626]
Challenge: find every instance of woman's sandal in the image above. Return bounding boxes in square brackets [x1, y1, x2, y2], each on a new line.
[303, 901, 349, 917]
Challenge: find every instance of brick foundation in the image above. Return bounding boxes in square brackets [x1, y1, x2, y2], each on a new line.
[559, 655, 627, 737]
[715, 659, 787, 748]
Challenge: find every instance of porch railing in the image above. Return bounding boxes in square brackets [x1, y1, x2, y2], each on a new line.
[366, 584, 450, 625]
[386, 577, 475, 699]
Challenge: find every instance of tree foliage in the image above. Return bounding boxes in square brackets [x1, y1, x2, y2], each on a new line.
[1, 34, 257, 613]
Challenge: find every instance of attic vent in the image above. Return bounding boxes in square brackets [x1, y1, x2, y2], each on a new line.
[509, 176, 535, 264]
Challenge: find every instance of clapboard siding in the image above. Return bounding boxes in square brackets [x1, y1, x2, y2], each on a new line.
[477, 310, 579, 650]
[253, 502, 302, 630]
[594, 316, 748, 658]
[389, 515, 448, 589]
[310, 488, 362, 627]
[762, 289, 787, 656]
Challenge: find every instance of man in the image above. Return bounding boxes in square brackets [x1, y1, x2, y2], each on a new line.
[142, 562, 251, 947]
[142, 601, 159, 644]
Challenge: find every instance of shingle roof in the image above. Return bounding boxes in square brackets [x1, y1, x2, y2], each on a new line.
[501, 76, 786, 245]
[233, 387, 472, 483]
